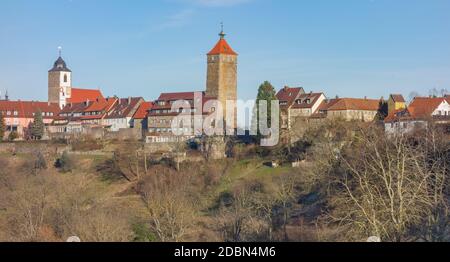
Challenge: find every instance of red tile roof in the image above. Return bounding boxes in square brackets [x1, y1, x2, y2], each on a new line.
[133, 102, 153, 119]
[149, 92, 217, 116]
[276, 87, 305, 109]
[291, 93, 324, 109]
[384, 109, 412, 123]
[0, 100, 60, 119]
[327, 98, 381, 111]
[67, 88, 104, 103]
[158, 91, 204, 101]
[310, 99, 341, 118]
[57, 97, 118, 121]
[153, 92, 206, 110]
[105, 97, 143, 119]
[408, 97, 447, 118]
[384, 97, 450, 123]
[207, 38, 238, 56]
[390, 94, 406, 103]
[85, 98, 117, 112]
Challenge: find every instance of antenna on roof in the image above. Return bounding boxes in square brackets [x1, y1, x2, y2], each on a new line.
[58, 46, 62, 57]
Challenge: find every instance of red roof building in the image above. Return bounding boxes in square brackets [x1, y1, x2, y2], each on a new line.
[385, 97, 450, 123]
[133, 102, 154, 119]
[67, 88, 104, 104]
[276, 86, 306, 109]
[327, 98, 381, 111]
[0, 100, 60, 139]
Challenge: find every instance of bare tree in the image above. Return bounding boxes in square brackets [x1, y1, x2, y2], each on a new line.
[330, 127, 447, 241]
[140, 171, 196, 242]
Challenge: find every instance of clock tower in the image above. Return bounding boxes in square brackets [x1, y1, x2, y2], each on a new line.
[48, 48, 72, 108]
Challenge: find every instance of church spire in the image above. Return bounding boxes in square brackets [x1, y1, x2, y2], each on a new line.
[49, 47, 71, 72]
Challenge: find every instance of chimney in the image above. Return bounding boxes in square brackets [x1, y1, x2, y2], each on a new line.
[284, 86, 289, 91]
[85, 99, 89, 106]
[128, 97, 132, 105]
[364, 96, 367, 100]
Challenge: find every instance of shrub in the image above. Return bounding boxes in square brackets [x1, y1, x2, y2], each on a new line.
[8, 131, 19, 141]
[55, 151, 76, 173]
[132, 222, 157, 242]
[34, 151, 48, 174]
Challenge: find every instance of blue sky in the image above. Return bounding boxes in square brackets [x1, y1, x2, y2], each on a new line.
[1, 0, 450, 103]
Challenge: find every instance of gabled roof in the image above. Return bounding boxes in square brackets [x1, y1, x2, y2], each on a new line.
[157, 91, 204, 101]
[291, 93, 325, 109]
[327, 98, 381, 111]
[133, 102, 154, 119]
[408, 97, 447, 118]
[153, 91, 206, 110]
[85, 97, 117, 112]
[105, 97, 143, 119]
[0, 100, 60, 119]
[390, 94, 406, 103]
[57, 97, 118, 121]
[310, 99, 341, 118]
[68, 88, 104, 104]
[276, 86, 305, 109]
[208, 38, 238, 56]
[149, 92, 216, 116]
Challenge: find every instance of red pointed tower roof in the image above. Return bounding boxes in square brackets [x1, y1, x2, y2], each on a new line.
[207, 27, 238, 56]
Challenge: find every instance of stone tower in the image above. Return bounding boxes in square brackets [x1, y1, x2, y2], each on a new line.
[206, 29, 238, 130]
[48, 51, 72, 109]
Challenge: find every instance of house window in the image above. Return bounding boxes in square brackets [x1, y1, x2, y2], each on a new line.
[6, 111, 11, 116]
[13, 111, 18, 116]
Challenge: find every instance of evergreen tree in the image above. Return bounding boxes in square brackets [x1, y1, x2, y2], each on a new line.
[251, 81, 278, 136]
[377, 99, 389, 120]
[31, 110, 45, 140]
[0, 112, 5, 142]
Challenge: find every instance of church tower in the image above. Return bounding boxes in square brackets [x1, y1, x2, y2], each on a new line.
[206, 27, 238, 129]
[48, 48, 72, 109]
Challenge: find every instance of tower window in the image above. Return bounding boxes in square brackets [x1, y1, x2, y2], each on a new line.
[64, 74, 68, 83]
